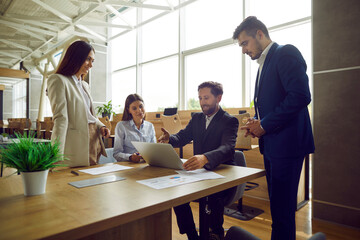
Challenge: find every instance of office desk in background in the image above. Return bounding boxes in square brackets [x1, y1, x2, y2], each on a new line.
[0, 162, 265, 240]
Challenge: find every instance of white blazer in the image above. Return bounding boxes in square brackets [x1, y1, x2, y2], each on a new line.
[47, 74, 106, 167]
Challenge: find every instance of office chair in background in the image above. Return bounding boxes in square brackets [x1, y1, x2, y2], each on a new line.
[234, 112, 251, 150]
[99, 148, 117, 164]
[161, 108, 184, 158]
[161, 113, 183, 135]
[163, 107, 178, 116]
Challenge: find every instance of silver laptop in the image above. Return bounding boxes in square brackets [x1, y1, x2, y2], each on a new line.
[131, 141, 184, 170]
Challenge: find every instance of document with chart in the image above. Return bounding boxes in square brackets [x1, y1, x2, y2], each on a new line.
[137, 169, 224, 189]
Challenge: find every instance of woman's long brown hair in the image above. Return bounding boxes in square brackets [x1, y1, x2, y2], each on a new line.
[122, 94, 145, 121]
[56, 40, 95, 79]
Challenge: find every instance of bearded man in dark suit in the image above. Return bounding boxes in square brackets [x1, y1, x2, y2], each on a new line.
[158, 81, 239, 240]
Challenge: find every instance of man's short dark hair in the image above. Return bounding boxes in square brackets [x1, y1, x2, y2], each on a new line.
[232, 16, 270, 40]
[198, 81, 223, 97]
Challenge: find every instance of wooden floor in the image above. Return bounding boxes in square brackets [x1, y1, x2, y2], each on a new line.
[171, 196, 360, 240]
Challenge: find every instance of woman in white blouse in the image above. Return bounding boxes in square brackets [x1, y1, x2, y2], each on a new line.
[113, 94, 156, 162]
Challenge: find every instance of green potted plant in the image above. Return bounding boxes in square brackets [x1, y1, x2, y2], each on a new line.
[96, 100, 115, 119]
[0, 132, 66, 196]
[1, 132, 9, 142]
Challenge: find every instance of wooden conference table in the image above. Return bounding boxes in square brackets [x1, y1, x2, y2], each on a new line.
[0, 162, 265, 240]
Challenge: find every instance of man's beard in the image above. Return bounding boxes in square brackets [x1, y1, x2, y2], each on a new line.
[201, 104, 216, 116]
[251, 52, 261, 60]
[251, 40, 263, 60]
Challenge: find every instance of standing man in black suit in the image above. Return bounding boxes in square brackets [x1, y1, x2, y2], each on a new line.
[233, 16, 315, 240]
[158, 81, 239, 240]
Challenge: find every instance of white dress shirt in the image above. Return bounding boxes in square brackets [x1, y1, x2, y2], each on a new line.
[255, 42, 274, 120]
[205, 109, 220, 129]
[113, 119, 156, 161]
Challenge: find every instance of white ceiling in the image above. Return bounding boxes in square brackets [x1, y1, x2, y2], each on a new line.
[0, 0, 187, 77]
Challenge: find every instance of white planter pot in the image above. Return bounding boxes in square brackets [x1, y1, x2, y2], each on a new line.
[21, 169, 49, 196]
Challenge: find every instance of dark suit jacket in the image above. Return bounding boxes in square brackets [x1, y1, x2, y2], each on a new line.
[169, 108, 239, 170]
[255, 43, 315, 158]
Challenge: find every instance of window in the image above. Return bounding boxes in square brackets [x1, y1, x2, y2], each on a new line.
[185, 45, 242, 109]
[141, 56, 178, 111]
[13, 80, 26, 118]
[111, 31, 136, 71]
[184, 0, 242, 50]
[247, 0, 311, 28]
[109, 0, 311, 112]
[142, 10, 179, 62]
[112, 67, 137, 112]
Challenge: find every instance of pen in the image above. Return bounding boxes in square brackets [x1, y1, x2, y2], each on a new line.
[71, 170, 79, 176]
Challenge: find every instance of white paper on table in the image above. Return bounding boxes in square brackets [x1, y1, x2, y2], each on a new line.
[79, 164, 132, 175]
[176, 168, 225, 180]
[137, 174, 202, 189]
[137, 169, 225, 189]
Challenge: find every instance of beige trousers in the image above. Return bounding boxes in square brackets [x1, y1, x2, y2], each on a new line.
[88, 123, 102, 165]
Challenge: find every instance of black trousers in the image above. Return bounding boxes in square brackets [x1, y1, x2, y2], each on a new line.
[264, 155, 304, 240]
[173, 189, 229, 237]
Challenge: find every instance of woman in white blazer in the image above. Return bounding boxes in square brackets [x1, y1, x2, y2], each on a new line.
[47, 40, 110, 167]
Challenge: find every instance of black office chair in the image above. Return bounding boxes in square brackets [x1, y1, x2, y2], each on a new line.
[194, 152, 246, 209]
[224, 151, 264, 221]
[195, 151, 247, 237]
[224, 226, 326, 240]
[225, 226, 261, 240]
[223, 151, 247, 207]
[163, 107, 177, 116]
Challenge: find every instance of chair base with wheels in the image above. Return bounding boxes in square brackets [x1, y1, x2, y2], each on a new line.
[224, 151, 264, 221]
[194, 151, 247, 238]
[224, 226, 326, 240]
[225, 226, 261, 240]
